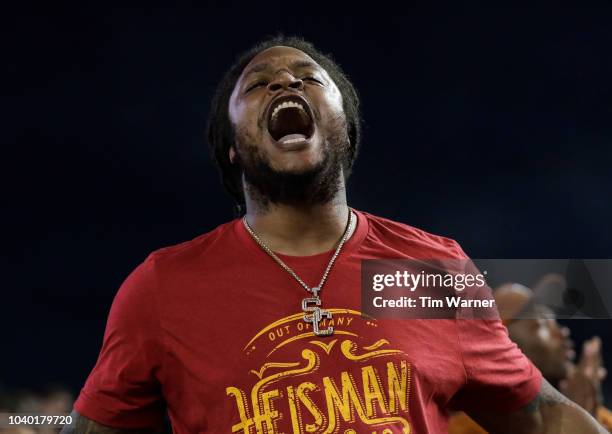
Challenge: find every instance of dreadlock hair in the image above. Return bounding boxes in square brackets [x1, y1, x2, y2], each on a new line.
[206, 34, 362, 216]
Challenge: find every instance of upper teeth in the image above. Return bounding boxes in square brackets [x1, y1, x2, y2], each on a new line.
[271, 100, 306, 120]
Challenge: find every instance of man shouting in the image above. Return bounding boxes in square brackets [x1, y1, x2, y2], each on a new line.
[64, 36, 606, 433]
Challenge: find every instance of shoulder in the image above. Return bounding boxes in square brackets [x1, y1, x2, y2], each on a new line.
[358, 210, 468, 259]
[113, 219, 240, 305]
[140, 219, 238, 275]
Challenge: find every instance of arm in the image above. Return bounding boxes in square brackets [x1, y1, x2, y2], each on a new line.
[468, 378, 607, 434]
[61, 411, 160, 434]
[69, 257, 166, 431]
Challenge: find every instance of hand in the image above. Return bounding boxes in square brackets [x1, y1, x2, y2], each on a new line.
[559, 336, 607, 416]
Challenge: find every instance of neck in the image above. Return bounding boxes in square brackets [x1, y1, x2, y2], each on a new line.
[243, 189, 352, 256]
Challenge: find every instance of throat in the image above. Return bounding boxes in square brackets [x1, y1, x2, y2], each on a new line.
[264, 238, 338, 257]
[244, 205, 355, 257]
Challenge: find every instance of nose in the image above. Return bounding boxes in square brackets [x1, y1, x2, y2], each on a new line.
[560, 325, 571, 338]
[560, 326, 574, 346]
[267, 70, 304, 93]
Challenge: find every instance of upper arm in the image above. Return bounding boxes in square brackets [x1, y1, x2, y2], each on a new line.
[450, 318, 543, 412]
[73, 256, 166, 429]
[61, 411, 160, 434]
[468, 378, 607, 434]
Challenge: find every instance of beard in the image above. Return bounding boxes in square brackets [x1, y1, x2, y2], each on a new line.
[234, 119, 350, 209]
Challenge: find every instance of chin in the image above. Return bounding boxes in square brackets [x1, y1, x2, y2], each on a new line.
[545, 366, 569, 385]
[273, 158, 324, 175]
[267, 145, 326, 174]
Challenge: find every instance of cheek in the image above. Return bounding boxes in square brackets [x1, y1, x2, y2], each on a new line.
[234, 124, 260, 150]
[326, 85, 344, 116]
[229, 89, 261, 131]
[537, 326, 551, 342]
[229, 102, 250, 129]
[231, 106, 265, 146]
[314, 80, 344, 119]
[536, 326, 563, 353]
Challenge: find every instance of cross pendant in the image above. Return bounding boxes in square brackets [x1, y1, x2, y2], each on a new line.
[302, 289, 333, 336]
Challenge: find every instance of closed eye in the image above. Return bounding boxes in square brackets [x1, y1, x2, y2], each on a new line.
[303, 76, 322, 84]
[245, 81, 267, 93]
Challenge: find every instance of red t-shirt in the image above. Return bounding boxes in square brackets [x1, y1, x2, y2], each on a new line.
[75, 210, 541, 433]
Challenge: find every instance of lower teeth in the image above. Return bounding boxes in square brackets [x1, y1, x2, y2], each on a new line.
[283, 138, 304, 144]
[278, 133, 308, 144]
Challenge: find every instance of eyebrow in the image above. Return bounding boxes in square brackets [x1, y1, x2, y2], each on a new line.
[243, 59, 319, 78]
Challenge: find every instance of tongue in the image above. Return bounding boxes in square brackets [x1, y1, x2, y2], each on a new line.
[278, 133, 307, 143]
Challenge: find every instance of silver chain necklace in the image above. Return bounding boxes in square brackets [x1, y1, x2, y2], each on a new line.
[242, 209, 355, 336]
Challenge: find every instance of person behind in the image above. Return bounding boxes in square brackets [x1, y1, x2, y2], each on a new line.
[0, 384, 74, 434]
[62, 36, 606, 433]
[450, 280, 611, 433]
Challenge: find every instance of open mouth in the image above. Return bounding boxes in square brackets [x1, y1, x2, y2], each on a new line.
[266, 95, 315, 145]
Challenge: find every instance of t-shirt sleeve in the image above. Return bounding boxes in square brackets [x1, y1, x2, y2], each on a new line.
[446, 240, 542, 412]
[449, 317, 543, 413]
[74, 254, 166, 429]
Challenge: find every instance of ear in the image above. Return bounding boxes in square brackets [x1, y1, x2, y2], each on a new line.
[229, 146, 236, 164]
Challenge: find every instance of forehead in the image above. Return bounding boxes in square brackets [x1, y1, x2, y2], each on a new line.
[534, 304, 557, 319]
[241, 45, 321, 77]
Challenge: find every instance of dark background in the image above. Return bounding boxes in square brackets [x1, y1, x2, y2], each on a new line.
[2, 7, 611, 403]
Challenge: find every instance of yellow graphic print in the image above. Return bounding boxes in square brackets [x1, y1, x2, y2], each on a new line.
[226, 309, 412, 434]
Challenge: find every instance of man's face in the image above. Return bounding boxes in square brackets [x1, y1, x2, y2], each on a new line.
[228, 46, 349, 205]
[510, 306, 575, 383]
